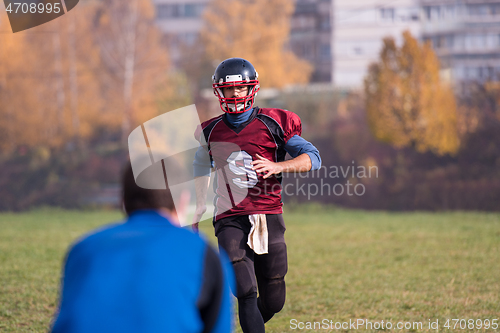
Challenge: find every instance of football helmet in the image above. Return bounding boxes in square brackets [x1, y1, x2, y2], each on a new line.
[212, 58, 260, 113]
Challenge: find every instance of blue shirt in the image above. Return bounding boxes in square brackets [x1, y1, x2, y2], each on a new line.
[51, 210, 235, 333]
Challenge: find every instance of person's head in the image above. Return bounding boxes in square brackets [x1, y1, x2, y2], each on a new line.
[121, 158, 190, 224]
[212, 57, 260, 114]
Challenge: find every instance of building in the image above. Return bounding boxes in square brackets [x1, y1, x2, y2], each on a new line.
[289, 0, 333, 82]
[150, 0, 500, 88]
[333, 0, 421, 88]
[332, 0, 500, 88]
[153, 0, 209, 65]
[420, 0, 500, 83]
[153, 0, 333, 83]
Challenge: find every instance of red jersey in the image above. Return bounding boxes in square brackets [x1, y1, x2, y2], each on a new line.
[195, 107, 302, 220]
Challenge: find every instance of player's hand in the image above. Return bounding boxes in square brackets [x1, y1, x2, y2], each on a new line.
[192, 205, 207, 233]
[251, 154, 283, 179]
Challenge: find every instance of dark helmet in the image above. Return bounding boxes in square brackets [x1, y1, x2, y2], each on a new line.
[212, 58, 260, 113]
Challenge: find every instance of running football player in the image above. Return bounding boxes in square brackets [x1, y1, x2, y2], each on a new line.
[192, 58, 321, 333]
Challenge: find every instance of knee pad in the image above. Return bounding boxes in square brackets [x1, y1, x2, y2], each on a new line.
[260, 242, 288, 280]
[259, 276, 286, 314]
[231, 257, 257, 298]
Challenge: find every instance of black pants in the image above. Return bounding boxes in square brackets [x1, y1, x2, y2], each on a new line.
[214, 214, 287, 333]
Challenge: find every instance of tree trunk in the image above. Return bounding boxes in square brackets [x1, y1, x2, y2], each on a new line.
[121, 0, 139, 145]
[53, 24, 66, 140]
[67, 18, 80, 145]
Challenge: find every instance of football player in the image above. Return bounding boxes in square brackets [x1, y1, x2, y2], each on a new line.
[193, 58, 321, 333]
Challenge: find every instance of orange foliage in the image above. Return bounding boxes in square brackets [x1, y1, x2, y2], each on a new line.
[91, 0, 170, 140]
[364, 31, 460, 155]
[0, 0, 171, 154]
[485, 82, 500, 121]
[201, 0, 312, 88]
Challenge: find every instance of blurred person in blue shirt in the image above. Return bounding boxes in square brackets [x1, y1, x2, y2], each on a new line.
[51, 158, 235, 333]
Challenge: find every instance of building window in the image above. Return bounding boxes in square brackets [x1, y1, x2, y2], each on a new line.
[443, 5, 456, 19]
[495, 4, 500, 15]
[467, 4, 489, 16]
[431, 6, 441, 20]
[292, 16, 316, 31]
[464, 67, 479, 80]
[302, 44, 314, 59]
[295, 3, 317, 15]
[178, 32, 197, 45]
[445, 35, 454, 48]
[380, 8, 395, 21]
[424, 6, 442, 21]
[319, 43, 331, 59]
[319, 16, 330, 31]
[432, 36, 441, 48]
[156, 3, 206, 19]
[431, 34, 455, 49]
[454, 34, 464, 50]
[424, 6, 430, 20]
[157, 4, 179, 18]
[184, 3, 205, 17]
[466, 3, 500, 16]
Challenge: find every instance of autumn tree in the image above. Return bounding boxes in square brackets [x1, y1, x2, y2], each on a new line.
[460, 81, 500, 114]
[0, 0, 172, 154]
[0, 18, 36, 154]
[0, 4, 106, 154]
[0, 17, 76, 153]
[200, 0, 312, 88]
[364, 31, 459, 155]
[91, 0, 170, 143]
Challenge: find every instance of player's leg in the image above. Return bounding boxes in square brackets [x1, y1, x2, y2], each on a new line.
[214, 215, 265, 333]
[255, 214, 288, 323]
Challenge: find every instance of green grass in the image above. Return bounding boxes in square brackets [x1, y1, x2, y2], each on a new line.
[0, 208, 122, 332]
[1, 207, 499, 332]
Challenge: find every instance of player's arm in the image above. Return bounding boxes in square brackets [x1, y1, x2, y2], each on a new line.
[251, 135, 321, 179]
[192, 176, 210, 232]
[251, 153, 311, 179]
[192, 145, 213, 232]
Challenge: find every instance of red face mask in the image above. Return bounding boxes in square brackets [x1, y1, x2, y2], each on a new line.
[213, 78, 260, 114]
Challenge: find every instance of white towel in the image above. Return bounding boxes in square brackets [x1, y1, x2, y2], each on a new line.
[247, 214, 268, 254]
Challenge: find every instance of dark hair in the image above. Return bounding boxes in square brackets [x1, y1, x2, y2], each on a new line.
[121, 160, 176, 215]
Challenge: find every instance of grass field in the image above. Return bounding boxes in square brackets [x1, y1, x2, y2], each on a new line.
[1, 206, 499, 332]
